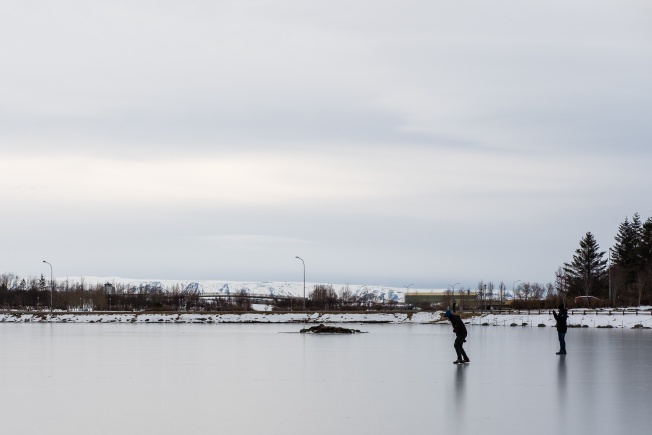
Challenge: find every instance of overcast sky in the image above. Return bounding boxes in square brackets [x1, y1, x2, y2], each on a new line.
[1, 0, 651, 289]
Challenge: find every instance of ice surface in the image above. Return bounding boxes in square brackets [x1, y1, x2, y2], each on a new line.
[0, 324, 649, 435]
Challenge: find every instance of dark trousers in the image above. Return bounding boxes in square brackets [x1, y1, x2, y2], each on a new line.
[558, 331, 566, 353]
[454, 334, 468, 361]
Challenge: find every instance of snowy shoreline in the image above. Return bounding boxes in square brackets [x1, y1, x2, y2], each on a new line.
[1, 309, 651, 329]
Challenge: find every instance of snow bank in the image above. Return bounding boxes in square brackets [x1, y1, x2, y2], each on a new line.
[471, 310, 652, 329]
[1, 309, 650, 328]
[0, 311, 436, 324]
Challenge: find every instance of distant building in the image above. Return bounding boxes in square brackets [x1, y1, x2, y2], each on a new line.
[405, 290, 479, 307]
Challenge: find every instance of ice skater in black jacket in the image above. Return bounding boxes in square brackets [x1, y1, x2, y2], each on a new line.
[552, 304, 568, 355]
[444, 310, 470, 364]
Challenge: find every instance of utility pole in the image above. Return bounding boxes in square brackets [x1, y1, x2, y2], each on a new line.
[43, 260, 53, 313]
[295, 256, 306, 310]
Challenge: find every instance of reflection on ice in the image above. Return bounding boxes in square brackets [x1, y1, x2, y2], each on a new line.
[453, 365, 466, 432]
[556, 357, 568, 429]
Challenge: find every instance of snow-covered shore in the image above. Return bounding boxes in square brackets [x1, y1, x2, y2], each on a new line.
[1, 309, 651, 328]
[0, 311, 438, 324]
[467, 310, 652, 329]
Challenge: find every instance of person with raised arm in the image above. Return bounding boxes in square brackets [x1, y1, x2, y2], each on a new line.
[553, 304, 569, 355]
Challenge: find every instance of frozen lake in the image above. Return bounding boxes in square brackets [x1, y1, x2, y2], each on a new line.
[1, 323, 650, 435]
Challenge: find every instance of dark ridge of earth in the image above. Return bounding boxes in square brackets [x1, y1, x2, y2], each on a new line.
[300, 323, 365, 334]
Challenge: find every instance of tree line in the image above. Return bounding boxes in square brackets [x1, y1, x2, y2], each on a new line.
[0, 274, 253, 312]
[561, 213, 652, 307]
[452, 213, 652, 309]
[0, 275, 393, 312]
[1, 213, 650, 311]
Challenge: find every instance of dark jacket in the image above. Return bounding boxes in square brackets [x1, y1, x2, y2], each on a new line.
[553, 308, 568, 333]
[449, 314, 467, 336]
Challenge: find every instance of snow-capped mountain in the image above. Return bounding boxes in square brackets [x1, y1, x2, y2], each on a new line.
[66, 277, 419, 303]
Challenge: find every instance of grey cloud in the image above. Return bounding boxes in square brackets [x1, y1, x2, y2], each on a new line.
[1, 1, 651, 287]
[0, 101, 479, 158]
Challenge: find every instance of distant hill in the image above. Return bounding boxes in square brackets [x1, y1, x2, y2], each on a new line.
[68, 276, 439, 304]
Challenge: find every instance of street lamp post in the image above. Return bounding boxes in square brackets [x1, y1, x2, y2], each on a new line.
[42, 260, 53, 313]
[449, 282, 460, 311]
[405, 284, 413, 307]
[295, 256, 305, 310]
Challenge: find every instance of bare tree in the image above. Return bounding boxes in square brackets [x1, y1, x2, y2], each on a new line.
[339, 285, 353, 308]
[311, 285, 338, 310]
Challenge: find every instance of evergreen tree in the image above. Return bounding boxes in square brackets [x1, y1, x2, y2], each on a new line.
[640, 217, 652, 304]
[632, 212, 643, 266]
[641, 217, 652, 265]
[611, 214, 648, 304]
[563, 232, 607, 299]
[612, 216, 639, 269]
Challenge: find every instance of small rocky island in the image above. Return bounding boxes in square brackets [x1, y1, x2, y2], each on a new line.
[300, 323, 364, 334]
